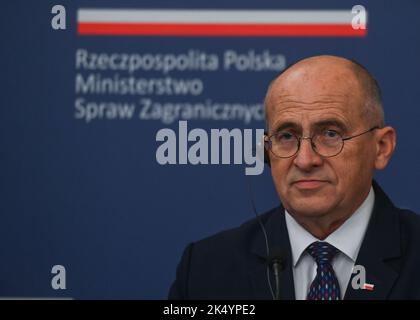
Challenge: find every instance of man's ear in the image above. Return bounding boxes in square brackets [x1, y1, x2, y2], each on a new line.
[374, 126, 396, 170]
[264, 132, 271, 167]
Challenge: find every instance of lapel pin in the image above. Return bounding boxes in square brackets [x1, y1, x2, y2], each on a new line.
[363, 283, 375, 291]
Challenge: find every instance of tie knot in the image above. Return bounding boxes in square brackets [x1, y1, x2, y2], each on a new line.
[306, 241, 340, 265]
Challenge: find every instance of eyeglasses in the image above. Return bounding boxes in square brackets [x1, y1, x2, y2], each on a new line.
[265, 126, 379, 158]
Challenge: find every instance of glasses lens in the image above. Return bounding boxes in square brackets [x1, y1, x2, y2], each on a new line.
[313, 130, 343, 157]
[270, 132, 299, 157]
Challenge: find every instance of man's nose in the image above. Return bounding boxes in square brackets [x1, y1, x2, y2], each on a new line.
[293, 137, 323, 170]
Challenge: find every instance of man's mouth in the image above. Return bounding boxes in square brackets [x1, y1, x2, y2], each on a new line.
[292, 179, 328, 190]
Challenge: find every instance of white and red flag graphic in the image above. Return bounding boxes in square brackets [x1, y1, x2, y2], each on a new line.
[77, 9, 367, 37]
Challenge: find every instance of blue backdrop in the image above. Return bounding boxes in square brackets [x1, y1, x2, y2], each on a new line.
[1, 0, 419, 299]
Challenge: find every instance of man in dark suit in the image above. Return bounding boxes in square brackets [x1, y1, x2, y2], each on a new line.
[168, 55, 420, 300]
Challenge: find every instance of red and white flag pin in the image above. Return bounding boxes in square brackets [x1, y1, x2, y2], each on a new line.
[363, 283, 375, 291]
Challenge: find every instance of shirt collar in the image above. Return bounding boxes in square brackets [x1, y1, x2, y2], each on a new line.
[285, 186, 375, 267]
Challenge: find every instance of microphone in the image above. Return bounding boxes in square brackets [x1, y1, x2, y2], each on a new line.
[245, 171, 286, 300]
[267, 248, 286, 300]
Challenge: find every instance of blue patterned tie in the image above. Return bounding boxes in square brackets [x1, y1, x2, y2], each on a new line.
[306, 241, 341, 300]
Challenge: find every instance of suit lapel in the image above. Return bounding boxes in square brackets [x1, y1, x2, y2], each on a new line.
[344, 180, 402, 300]
[248, 206, 296, 300]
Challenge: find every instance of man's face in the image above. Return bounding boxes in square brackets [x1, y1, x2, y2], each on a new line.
[266, 58, 378, 219]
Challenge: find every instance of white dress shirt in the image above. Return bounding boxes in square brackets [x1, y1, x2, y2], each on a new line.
[285, 186, 375, 300]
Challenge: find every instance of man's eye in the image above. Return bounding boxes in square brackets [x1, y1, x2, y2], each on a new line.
[276, 132, 294, 140]
[323, 130, 340, 138]
[273, 132, 296, 144]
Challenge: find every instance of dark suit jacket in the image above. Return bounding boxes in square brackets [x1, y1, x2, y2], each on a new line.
[169, 181, 420, 299]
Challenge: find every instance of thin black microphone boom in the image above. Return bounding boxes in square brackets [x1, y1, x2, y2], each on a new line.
[245, 175, 286, 300]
